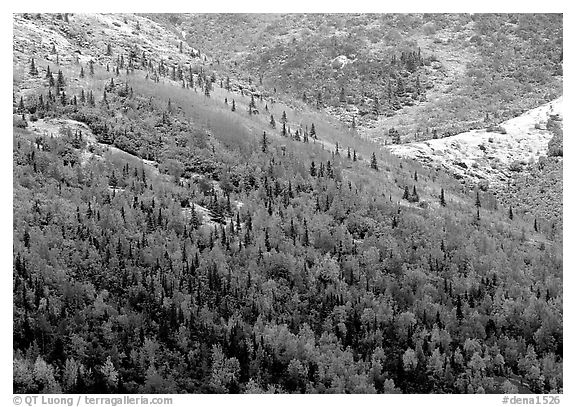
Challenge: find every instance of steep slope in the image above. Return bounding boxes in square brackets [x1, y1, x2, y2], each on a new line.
[161, 13, 562, 144]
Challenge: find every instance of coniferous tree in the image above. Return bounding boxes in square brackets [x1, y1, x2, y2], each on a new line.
[231, 99, 236, 112]
[269, 115, 276, 129]
[310, 123, 316, 139]
[403, 186, 410, 201]
[475, 191, 481, 208]
[411, 185, 419, 202]
[29, 58, 38, 76]
[310, 161, 317, 177]
[370, 152, 378, 171]
[440, 188, 446, 207]
[260, 131, 268, 153]
[508, 206, 514, 220]
[56, 70, 65, 91]
[248, 94, 256, 115]
[264, 229, 271, 252]
[456, 295, 464, 321]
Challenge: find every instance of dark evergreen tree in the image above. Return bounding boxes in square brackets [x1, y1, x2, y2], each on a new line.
[29, 58, 38, 76]
[260, 131, 268, 153]
[310, 123, 316, 139]
[370, 152, 378, 171]
[403, 186, 410, 201]
[310, 161, 317, 177]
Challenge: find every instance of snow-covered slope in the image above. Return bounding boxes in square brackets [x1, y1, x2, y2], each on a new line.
[385, 97, 562, 187]
[13, 13, 201, 76]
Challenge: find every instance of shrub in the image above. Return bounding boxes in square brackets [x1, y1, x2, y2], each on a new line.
[13, 114, 27, 128]
[486, 125, 507, 134]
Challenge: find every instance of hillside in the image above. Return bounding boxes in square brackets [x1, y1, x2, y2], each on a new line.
[167, 13, 562, 143]
[12, 13, 562, 395]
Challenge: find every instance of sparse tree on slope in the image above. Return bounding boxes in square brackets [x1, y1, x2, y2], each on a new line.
[370, 152, 378, 171]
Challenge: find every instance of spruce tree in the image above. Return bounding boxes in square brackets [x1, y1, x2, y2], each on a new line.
[370, 152, 378, 170]
[248, 94, 256, 114]
[403, 186, 410, 200]
[440, 188, 446, 207]
[56, 70, 65, 91]
[411, 185, 419, 202]
[310, 161, 317, 177]
[508, 206, 513, 220]
[260, 131, 268, 153]
[310, 123, 316, 139]
[231, 99, 236, 111]
[269, 114, 276, 129]
[29, 58, 38, 76]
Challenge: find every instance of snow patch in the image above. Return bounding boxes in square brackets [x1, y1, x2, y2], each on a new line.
[386, 97, 562, 188]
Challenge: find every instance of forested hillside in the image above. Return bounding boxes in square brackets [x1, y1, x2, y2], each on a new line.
[13, 13, 562, 394]
[171, 14, 562, 143]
